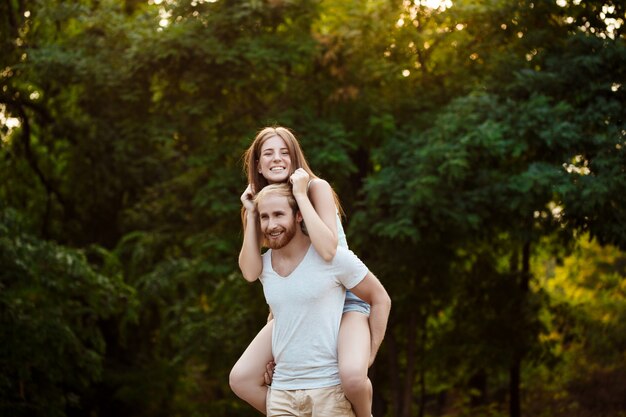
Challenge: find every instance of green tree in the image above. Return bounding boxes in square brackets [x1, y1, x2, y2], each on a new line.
[529, 237, 626, 417]
[352, 0, 625, 411]
[0, 205, 135, 417]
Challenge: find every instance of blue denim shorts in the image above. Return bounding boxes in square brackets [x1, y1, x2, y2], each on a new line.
[343, 290, 371, 316]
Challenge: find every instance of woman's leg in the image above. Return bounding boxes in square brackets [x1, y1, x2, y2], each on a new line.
[229, 320, 274, 414]
[338, 312, 372, 417]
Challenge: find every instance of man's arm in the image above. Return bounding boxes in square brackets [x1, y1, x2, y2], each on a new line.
[348, 272, 392, 366]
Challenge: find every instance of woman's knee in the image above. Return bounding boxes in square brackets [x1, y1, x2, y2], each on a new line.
[229, 367, 241, 393]
[339, 366, 368, 395]
[229, 363, 250, 395]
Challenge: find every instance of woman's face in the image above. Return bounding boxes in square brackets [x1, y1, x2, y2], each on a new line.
[258, 135, 292, 184]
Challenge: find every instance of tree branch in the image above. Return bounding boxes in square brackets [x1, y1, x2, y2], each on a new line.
[15, 103, 75, 235]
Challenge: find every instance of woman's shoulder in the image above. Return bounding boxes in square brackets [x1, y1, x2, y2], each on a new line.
[307, 177, 332, 192]
[307, 178, 335, 201]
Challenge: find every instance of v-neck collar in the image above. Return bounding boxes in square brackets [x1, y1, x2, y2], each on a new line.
[270, 244, 313, 278]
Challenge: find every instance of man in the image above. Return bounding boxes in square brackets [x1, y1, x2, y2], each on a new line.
[254, 183, 391, 417]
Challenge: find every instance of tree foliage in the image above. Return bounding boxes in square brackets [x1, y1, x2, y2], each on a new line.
[0, 205, 135, 417]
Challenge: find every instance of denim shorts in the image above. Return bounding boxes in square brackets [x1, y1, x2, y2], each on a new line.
[343, 290, 371, 316]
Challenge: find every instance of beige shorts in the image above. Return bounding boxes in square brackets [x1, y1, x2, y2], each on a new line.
[267, 384, 355, 417]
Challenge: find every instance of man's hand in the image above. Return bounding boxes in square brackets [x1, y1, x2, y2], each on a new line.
[240, 184, 256, 212]
[264, 360, 276, 385]
[289, 168, 310, 198]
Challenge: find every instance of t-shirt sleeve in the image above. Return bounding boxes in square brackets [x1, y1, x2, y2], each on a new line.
[333, 247, 368, 289]
[259, 250, 271, 284]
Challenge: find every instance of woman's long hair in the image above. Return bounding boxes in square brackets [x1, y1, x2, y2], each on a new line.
[241, 126, 343, 243]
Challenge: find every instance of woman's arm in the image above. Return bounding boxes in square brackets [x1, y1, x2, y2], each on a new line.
[238, 184, 263, 281]
[291, 169, 339, 261]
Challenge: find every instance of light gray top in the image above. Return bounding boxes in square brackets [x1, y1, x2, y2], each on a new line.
[260, 245, 367, 390]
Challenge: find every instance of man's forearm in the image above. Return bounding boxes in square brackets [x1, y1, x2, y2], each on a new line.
[348, 271, 392, 365]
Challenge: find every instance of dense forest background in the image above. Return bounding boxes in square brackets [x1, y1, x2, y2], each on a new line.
[1, 0, 625, 416]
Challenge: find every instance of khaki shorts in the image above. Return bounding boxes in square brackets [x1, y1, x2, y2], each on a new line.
[267, 384, 355, 417]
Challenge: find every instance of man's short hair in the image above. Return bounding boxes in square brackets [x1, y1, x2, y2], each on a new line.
[254, 183, 299, 215]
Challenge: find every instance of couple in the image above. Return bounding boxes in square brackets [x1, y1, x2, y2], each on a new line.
[230, 127, 391, 416]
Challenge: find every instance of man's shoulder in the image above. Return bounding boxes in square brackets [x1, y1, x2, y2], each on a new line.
[331, 246, 364, 268]
[334, 246, 354, 259]
[336, 246, 350, 255]
[259, 249, 272, 275]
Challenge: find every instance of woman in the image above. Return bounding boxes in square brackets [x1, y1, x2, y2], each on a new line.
[229, 127, 373, 417]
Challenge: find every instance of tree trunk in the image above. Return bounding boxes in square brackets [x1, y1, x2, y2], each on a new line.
[509, 241, 530, 417]
[469, 370, 487, 407]
[509, 358, 520, 417]
[401, 312, 417, 417]
[386, 330, 402, 417]
[417, 314, 427, 417]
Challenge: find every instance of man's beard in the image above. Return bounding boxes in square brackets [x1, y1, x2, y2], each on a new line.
[265, 222, 296, 250]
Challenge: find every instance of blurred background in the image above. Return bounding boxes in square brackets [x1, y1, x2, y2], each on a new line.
[1, 0, 625, 416]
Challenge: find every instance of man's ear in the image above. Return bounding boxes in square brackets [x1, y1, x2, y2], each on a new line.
[297, 211, 309, 236]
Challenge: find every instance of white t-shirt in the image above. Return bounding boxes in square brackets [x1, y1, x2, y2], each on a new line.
[260, 244, 368, 390]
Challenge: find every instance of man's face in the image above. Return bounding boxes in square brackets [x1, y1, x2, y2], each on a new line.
[257, 194, 299, 250]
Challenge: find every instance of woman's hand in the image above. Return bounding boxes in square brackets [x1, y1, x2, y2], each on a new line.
[240, 184, 256, 212]
[290, 168, 310, 198]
